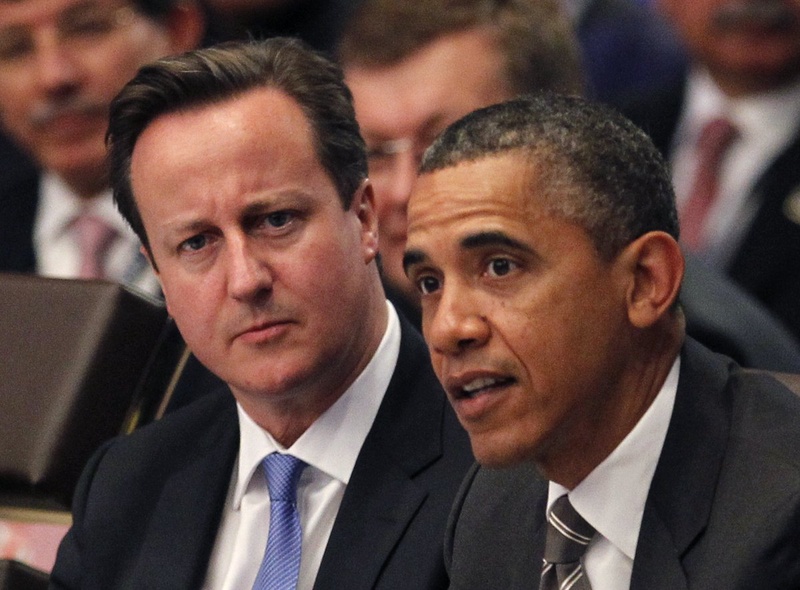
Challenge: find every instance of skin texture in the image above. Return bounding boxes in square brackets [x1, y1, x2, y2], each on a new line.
[345, 28, 512, 305]
[658, 0, 800, 95]
[130, 87, 387, 446]
[404, 152, 684, 486]
[0, 0, 203, 197]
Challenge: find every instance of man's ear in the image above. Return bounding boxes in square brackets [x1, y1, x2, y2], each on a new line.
[165, 1, 206, 54]
[351, 179, 380, 264]
[620, 231, 684, 329]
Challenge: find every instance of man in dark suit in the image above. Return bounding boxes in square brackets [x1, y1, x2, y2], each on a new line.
[403, 94, 800, 588]
[0, 0, 205, 295]
[50, 38, 473, 589]
[339, 0, 800, 371]
[621, 0, 800, 341]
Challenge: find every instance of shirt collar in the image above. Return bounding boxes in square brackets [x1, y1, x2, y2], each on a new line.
[233, 301, 401, 508]
[680, 67, 800, 150]
[36, 172, 136, 242]
[548, 356, 680, 560]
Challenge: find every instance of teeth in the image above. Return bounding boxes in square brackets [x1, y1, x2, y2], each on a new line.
[462, 377, 500, 393]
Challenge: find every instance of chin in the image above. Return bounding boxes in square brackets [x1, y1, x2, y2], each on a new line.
[470, 434, 537, 469]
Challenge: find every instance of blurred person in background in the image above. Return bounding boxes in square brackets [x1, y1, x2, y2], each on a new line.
[0, 0, 204, 295]
[623, 0, 800, 341]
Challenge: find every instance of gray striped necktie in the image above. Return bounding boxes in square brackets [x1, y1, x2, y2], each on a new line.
[539, 495, 595, 590]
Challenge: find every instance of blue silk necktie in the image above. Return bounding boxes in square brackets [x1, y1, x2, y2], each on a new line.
[252, 453, 306, 590]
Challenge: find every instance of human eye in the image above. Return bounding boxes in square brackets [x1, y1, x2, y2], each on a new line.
[485, 257, 518, 278]
[0, 29, 33, 63]
[59, 5, 121, 39]
[263, 210, 294, 229]
[178, 233, 209, 253]
[415, 274, 441, 296]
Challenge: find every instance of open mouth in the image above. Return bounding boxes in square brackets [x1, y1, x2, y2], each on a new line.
[456, 375, 516, 399]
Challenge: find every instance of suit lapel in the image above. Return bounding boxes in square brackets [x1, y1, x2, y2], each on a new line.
[313, 318, 446, 590]
[631, 339, 732, 589]
[132, 395, 240, 588]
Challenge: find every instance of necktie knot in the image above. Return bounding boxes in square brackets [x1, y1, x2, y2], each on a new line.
[264, 453, 306, 503]
[697, 117, 738, 157]
[263, 453, 306, 502]
[71, 213, 118, 279]
[540, 495, 595, 590]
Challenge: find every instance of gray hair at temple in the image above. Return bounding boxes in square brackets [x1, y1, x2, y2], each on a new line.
[419, 93, 679, 259]
[338, 0, 584, 97]
[107, 37, 367, 253]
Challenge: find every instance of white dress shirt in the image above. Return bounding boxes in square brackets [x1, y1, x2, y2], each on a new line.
[33, 172, 159, 296]
[547, 357, 680, 590]
[202, 302, 401, 590]
[670, 68, 800, 266]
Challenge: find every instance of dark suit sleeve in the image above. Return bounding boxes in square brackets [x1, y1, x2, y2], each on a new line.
[48, 441, 113, 590]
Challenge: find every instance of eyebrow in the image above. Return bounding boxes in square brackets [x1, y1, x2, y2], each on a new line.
[402, 249, 427, 274]
[460, 230, 533, 254]
[402, 230, 533, 275]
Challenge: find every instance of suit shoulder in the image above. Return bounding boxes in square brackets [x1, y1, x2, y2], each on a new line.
[97, 387, 236, 471]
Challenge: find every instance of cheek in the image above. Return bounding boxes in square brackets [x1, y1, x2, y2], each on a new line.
[161, 276, 215, 342]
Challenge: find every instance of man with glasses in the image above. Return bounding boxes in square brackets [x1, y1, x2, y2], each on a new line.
[0, 0, 205, 572]
[0, 0, 204, 293]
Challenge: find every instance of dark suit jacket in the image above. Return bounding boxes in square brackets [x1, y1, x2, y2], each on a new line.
[445, 338, 800, 589]
[0, 139, 38, 274]
[49, 316, 474, 589]
[622, 80, 800, 341]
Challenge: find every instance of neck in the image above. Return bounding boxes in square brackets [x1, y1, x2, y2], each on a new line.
[538, 318, 685, 489]
[59, 166, 110, 200]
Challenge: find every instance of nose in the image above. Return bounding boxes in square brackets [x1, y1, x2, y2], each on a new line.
[374, 148, 420, 216]
[386, 150, 419, 207]
[226, 235, 273, 303]
[32, 33, 81, 93]
[424, 281, 490, 357]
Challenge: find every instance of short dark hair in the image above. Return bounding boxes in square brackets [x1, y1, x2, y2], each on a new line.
[420, 94, 679, 258]
[338, 0, 584, 97]
[107, 37, 367, 251]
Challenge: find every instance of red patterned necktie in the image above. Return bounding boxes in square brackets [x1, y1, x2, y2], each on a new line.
[680, 117, 738, 252]
[72, 213, 118, 279]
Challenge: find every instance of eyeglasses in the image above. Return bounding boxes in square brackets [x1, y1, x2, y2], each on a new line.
[0, 2, 136, 68]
